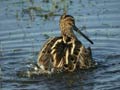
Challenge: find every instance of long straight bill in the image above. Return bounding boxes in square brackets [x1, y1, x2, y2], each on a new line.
[73, 26, 94, 44]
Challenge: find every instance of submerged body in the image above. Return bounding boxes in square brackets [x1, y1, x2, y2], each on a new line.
[37, 14, 96, 73]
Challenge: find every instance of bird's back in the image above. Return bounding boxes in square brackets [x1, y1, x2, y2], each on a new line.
[37, 37, 96, 73]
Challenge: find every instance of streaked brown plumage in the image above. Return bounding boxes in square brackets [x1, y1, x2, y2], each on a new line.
[37, 14, 97, 73]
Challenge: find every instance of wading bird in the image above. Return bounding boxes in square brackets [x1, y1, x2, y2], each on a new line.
[37, 14, 97, 74]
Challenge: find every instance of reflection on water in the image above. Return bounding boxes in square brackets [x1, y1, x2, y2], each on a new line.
[0, 0, 120, 90]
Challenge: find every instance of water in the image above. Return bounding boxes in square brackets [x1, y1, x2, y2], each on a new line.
[0, 0, 120, 90]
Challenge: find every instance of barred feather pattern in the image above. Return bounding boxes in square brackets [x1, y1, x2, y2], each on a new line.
[37, 36, 95, 73]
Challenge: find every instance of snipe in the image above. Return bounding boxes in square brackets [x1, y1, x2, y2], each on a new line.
[37, 14, 97, 74]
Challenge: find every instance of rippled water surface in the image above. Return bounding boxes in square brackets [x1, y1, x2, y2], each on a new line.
[0, 0, 120, 90]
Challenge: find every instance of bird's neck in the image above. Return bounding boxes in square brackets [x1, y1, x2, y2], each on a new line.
[61, 28, 77, 44]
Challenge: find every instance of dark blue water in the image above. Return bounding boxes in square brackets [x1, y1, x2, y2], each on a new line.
[0, 0, 120, 90]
